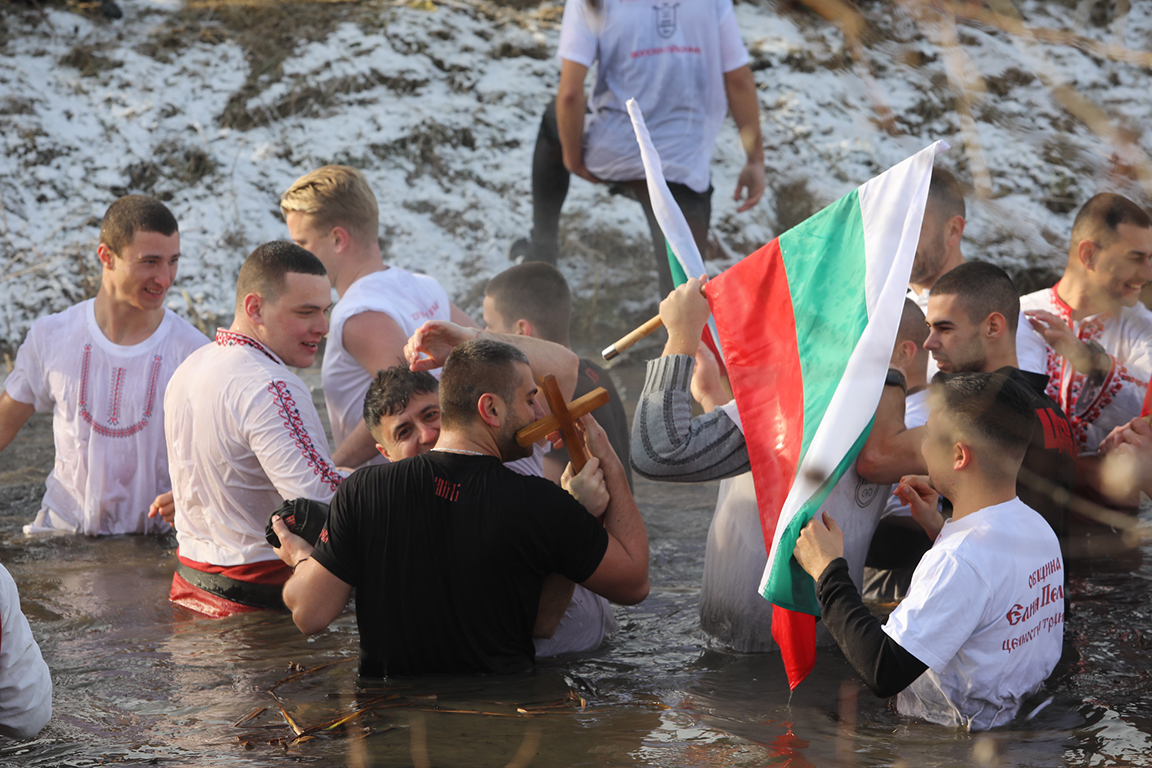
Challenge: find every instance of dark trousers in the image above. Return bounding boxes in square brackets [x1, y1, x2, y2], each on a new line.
[529, 100, 712, 298]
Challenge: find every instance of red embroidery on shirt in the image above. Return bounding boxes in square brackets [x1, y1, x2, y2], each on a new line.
[433, 477, 461, 502]
[267, 380, 342, 493]
[1035, 407, 1076, 458]
[78, 344, 162, 439]
[216, 329, 278, 363]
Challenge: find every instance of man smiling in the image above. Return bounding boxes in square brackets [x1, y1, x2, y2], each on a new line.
[164, 242, 345, 617]
[0, 195, 207, 535]
[1022, 193, 1152, 454]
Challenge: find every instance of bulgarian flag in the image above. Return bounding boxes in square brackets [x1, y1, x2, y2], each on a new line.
[706, 141, 946, 688]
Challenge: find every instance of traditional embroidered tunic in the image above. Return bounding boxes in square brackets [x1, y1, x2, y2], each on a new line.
[1021, 284, 1152, 453]
[4, 299, 207, 535]
[165, 330, 344, 569]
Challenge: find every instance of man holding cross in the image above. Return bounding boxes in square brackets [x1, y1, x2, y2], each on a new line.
[271, 339, 648, 677]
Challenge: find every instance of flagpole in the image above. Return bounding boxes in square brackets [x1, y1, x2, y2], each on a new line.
[601, 283, 708, 361]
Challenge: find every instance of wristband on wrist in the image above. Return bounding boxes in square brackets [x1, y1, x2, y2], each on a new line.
[884, 368, 907, 393]
[292, 556, 310, 571]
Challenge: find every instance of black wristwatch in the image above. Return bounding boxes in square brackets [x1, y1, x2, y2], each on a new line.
[885, 368, 907, 393]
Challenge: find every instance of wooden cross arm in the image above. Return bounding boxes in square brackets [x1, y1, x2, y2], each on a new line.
[515, 387, 610, 447]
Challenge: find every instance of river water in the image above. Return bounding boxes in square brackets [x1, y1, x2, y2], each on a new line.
[2, 358, 1152, 767]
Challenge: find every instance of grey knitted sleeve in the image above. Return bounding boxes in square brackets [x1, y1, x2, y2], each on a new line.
[629, 355, 751, 482]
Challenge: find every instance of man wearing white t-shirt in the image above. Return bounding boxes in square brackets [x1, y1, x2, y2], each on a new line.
[512, 0, 765, 297]
[795, 371, 1064, 731]
[907, 168, 1046, 379]
[0, 195, 207, 536]
[280, 165, 476, 469]
[165, 242, 346, 618]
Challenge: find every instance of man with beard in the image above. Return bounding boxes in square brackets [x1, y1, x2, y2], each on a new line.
[269, 340, 649, 677]
[858, 262, 1077, 545]
[907, 169, 1046, 379]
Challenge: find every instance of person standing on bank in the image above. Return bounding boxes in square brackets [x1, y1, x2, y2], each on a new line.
[511, 0, 765, 297]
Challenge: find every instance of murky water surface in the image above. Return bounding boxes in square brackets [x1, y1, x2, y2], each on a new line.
[2, 361, 1152, 766]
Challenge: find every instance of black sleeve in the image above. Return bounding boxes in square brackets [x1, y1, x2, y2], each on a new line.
[310, 474, 360, 587]
[816, 558, 928, 698]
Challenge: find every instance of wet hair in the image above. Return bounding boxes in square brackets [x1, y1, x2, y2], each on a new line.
[1070, 193, 1152, 248]
[934, 371, 1035, 468]
[363, 366, 440, 438]
[897, 297, 928, 346]
[484, 262, 571, 344]
[235, 241, 327, 308]
[99, 195, 178, 255]
[439, 339, 530, 430]
[930, 261, 1020, 334]
[927, 167, 966, 221]
[280, 165, 380, 243]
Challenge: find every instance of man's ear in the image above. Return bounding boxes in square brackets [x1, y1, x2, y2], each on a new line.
[243, 293, 264, 325]
[514, 318, 533, 337]
[478, 392, 502, 428]
[375, 442, 391, 460]
[984, 311, 1009, 341]
[891, 339, 918, 370]
[97, 243, 116, 270]
[331, 226, 350, 254]
[1077, 238, 1097, 270]
[954, 440, 972, 471]
[945, 214, 965, 248]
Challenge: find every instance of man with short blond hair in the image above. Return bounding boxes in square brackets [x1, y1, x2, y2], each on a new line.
[1023, 193, 1152, 454]
[280, 165, 475, 468]
[0, 195, 207, 535]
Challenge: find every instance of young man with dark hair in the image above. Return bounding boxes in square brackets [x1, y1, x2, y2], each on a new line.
[907, 168, 1047, 378]
[270, 339, 649, 677]
[359, 364, 619, 657]
[483, 262, 631, 486]
[794, 371, 1064, 731]
[0, 195, 207, 535]
[164, 241, 345, 617]
[1022, 193, 1152, 455]
[281, 165, 476, 469]
[859, 262, 1077, 544]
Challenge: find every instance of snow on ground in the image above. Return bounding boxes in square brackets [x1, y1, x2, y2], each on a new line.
[1, 0, 1151, 350]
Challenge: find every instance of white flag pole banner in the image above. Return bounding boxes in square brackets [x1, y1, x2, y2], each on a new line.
[626, 97, 725, 363]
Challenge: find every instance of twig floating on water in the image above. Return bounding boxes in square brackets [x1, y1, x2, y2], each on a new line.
[233, 706, 268, 728]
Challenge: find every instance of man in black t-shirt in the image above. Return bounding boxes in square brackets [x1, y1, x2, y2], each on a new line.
[271, 339, 648, 677]
[858, 262, 1077, 546]
[482, 262, 633, 488]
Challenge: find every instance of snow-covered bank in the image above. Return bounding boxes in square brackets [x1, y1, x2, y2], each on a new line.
[1, 0, 1151, 351]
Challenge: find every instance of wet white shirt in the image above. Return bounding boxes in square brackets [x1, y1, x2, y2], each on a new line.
[323, 267, 451, 465]
[0, 563, 52, 740]
[884, 497, 1064, 731]
[4, 300, 208, 535]
[908, 286, 1047, 381]
[558, 0, 750, 193]
[167, 330, 345, 567]
[1021, 284, 1152, 454]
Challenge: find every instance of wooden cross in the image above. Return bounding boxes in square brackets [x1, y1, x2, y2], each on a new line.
[515, 373, 609, 473]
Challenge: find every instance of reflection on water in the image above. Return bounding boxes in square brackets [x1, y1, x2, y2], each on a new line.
[3, 363, 1152, 765]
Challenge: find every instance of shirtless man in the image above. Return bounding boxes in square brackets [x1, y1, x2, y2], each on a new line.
[270, 340, 648, 677]
[165, 242, 344, 617]
[0, 195, 206, 535]
[281, 165, 475, 468]
[1021, 193, 1152, 457]
[361, 365, 617, 657]
[796, 372, 1064, 730]
[482, 262, 632, 487]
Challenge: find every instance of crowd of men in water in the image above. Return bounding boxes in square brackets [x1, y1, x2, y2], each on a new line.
[1, 162, 1151, 738]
